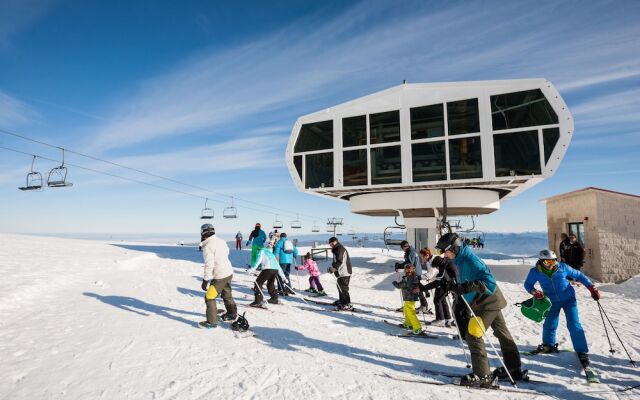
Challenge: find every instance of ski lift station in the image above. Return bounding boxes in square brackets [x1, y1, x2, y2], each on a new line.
[286, 79, 573, 248]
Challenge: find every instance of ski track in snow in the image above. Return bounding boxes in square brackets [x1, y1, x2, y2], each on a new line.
[0, 233, 638, 399]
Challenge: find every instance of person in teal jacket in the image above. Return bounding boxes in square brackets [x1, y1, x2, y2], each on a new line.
[524, 249, 600, 367]
[436, 233, 523, 387]
[246, 223, 267, 266]
[274, 233, 298, 295]
[248, 246, 285, 306]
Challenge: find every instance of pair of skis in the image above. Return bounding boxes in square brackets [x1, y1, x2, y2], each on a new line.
[302, 297, 373, 314]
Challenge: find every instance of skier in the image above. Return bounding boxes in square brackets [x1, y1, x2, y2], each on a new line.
[436, 233, 524, 387]
[235, 231, 243, 250]
[422, 255, 455, 327]
[327, 236, 353, 311]
[523, 249, 600, 368]
[392, 264, 425, 335]
[558, 233, 570, 262]
[394, 241, 429, 313]
[248, 246, 286, 306]
[246, 223, 267, 266]
[198, 224, 237, 328]
[296, 252, 326, 295]
[274, 232, 298, 295]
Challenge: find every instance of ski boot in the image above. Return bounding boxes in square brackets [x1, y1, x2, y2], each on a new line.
[304, 288, 317, 293]
[445, 319, 456, 328]
[492, 367, 529, 382]
[220, 313, 237, 322]
[428, 319, 448, 327]
[577, 352, 590, 367]
[285, 287, 296, 295]
[412, 328, 425, 335]
[533, 343, 559, 354]
[267, 298, 280, 305]
[198, 321, 217, 329]
[336, 303, 354, 311]
[332, 299, 342, 306]
[459, 373, 497, 388]
[249, 301, 265, 308]
[315, 290, 327, 297]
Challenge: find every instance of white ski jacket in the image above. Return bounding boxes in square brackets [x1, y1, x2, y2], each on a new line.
[201, 235, 234, 281]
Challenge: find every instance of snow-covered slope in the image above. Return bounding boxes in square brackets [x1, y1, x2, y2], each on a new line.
[1, 234, 638, 399]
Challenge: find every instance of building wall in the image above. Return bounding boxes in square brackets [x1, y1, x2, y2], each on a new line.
[546, 191, 602, 280]
[595, 192, 640, 283]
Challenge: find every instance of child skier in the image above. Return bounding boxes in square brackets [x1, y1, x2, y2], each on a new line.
[523, 249, 600, 367]
[248, 246, 286, 306]
[392, 264, 424, 335]
[296, 252, 326, 296]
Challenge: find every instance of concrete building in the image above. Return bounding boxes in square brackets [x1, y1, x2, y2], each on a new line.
[543, 187, 640, 283]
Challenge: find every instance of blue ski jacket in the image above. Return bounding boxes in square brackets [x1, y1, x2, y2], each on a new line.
[274, 237, 299, 265]
[247, 228, 267, 247]
[453, 243, 497, 305]
[524, 262, 592, 304]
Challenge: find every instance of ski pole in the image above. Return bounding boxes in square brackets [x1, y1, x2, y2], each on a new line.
[598, 301, 637, 366]
[596, 299, 615, 355]
[459, 294, 517, 386]
[253, 280, 266, 303]
[295, 264, 301, 291]
[445, 294, 471, 369]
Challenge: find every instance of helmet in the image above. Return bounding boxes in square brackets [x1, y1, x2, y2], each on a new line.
[200, 224, 215, 235]
[255, 223, 261, 228]
[280, 232, 287, 238]
[436, 233, 461, 255]
[231, 313, 250, 332]
[538, 249, 557, 260]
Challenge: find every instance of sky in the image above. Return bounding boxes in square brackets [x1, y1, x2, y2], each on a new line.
[0, 0, 639, 236]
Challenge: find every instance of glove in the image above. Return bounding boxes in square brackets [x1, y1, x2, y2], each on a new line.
[394, 262, 403, 271]
[411, 287, 420, 294]
[531, 289, 544, 300]
[452, 283, 466, 295]
[294, 266, 301, 271]
[201, 279, 208, 291]
[327, 266, 336, 274]
[588, 285, 600, 301]
[246, 241, 250, 246]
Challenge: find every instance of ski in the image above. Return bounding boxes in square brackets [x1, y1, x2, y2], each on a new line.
[383, 319, 409, 329]
[197, 321, 256, 337]
[389, 332, 439, 339]
[421, 368, 545, 384]
[521, 348, 573, 356]
[302, 298, 373, 313]
[582, 366, 600, 384]
[380, 372, 547, 395]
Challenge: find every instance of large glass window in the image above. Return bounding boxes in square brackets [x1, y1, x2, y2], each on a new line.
[294, 120, 333, 153]
[343, 149, 368, 186]
[447, 98, 479, 135]
[543, 127, 560, 164]
[370, 110, 400, 144]
[491, 89, 558, 130]
[305, 152, 333, 188]
[493, 130, 541, 177]
[294, 155, 303, 181]
[412, 141, 446, 182]
[411, 104, 444, 140]
[342, 115, 367, 147]
[371, 146, 401, 185]
[449, 137, 482, 179]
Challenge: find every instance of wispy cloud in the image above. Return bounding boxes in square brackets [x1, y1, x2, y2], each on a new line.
[0, 90, 39, 126]
[572, 88, 640, 127]
[0, 0, 56, 49]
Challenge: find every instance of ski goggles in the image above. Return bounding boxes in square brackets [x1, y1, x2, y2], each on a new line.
[542, 259, 557, 267]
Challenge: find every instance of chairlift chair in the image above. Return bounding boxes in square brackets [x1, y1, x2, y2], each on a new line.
[311, 222, 320, 232]
[223, 197, 238, 219]
[47, 148, 73, 188]
[291, 214, 302, 229]
[18, 155, 43, 191]
[273, 215, 283, 229]
[383, 225, 407, 250]
[200, 198, 214, 219]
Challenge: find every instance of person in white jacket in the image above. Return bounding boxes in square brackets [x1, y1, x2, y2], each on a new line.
[199, 224, 237, 329]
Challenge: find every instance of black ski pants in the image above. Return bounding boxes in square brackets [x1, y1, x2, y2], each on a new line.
[433, 287, 451, 320]
[254, 269, 279, 302]
[337, 276, 351, 305]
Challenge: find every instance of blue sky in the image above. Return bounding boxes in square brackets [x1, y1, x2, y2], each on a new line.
[1, 0, 639, 236]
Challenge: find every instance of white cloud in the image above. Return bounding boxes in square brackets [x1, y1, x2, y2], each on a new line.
[572, 88, 640, 127]
[0, 90, 39, 126]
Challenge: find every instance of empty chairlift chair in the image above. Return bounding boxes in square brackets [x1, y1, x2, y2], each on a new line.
[201, 198, 214, 219]
[223, 197, 238, 219]
[311, 222, 320, 233]
[273, 215, 283, 229]
[47, 148, 73, 188]
[18, 155, 43, 191]
[290, 214, 302, 229]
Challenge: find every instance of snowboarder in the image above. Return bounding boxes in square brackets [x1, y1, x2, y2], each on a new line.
[274, 232, 298, 295]
[235, 231, 243, 250]
[246, 223, 267, 266]
[523, 249, 600, 368]
[199, 224, 237, 328]
[422, 255, 455, 327]
[248, 246, 286, 306]
[436, 233, 524, 387]
[327, 236, 353, 311]
[392, 264, 425, 335]
[296, 252, 326, 295]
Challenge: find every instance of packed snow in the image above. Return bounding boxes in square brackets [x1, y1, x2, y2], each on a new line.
[1, 233, 638, 399]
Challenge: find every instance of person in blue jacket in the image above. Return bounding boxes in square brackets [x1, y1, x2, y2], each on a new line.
[524, 249, 600, 367]
[274, 232, 298, 295]
[436, 233, 523, 387]
[246, 223, 267, 266]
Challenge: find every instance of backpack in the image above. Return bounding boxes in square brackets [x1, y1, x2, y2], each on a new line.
[283, 240, 294, 254]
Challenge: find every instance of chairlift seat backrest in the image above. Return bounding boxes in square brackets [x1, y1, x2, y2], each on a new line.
[19, 172, 44, 191]
[312, 225, 320, 232]
[291, 220, 302, 229]
[47, 166, 73, 187]
[223, 206, 238, 219]
[201, 208, 214, 219]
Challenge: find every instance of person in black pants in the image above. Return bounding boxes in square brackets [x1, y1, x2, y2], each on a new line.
[423, 256, 456, 327]
[327, 236, 353, 311]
